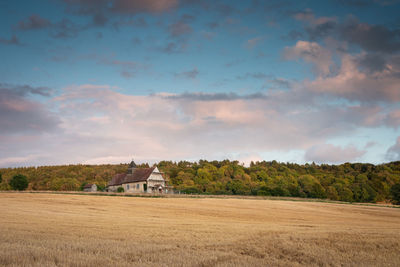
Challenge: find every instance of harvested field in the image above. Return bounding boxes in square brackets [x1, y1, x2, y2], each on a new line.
[0, 193, 399, 266]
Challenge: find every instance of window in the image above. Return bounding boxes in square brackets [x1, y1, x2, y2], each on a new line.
[136, 184, 140, 189]
[127, 184, 130, 190]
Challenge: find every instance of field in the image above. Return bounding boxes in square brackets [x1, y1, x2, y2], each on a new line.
[0, 193, 399, 266]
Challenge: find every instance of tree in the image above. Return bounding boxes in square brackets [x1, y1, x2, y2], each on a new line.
[0, 173, 2, 183]
[117, 187, 124, 193]
[390, 183, 400, 205]
[9, 174, 28, 191]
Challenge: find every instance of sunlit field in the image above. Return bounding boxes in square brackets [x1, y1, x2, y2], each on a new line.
[1, 193, 399, 266]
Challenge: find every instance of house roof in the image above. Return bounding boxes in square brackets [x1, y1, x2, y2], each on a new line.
[124, 167, 155, 183]
[83, 183, 95, 189]
[107, 173, 126, 186]
[107, 167, 157, 186]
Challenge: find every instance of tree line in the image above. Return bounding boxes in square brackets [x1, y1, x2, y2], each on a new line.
[0, 160, 399, 204]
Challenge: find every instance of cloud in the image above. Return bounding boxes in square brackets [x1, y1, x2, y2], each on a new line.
[111, 0, 178, 14]
[224, 59, 245, 67]
[17, 15, 51, 30]
[246, 36, 264, 49]
[0, 84, 53, 97]
[284, 40, 333, 76]
[63, 0, 177, 17]
[161, 42, 187, 54]
[335, 0, 400, 6]
[0, 35, 20, 45]
[0, 84, 59, 134]
[386, 136, 400, 161]
[50, 18, 82, 38]
[305, 143, 366, 163]
[385, 110, 400, 128]
[168, 21, 193, 37]
[174, 68, 199, 79]
[1, 81, 398, 166]
[340, 18, 400, 53]
[356, 52, 388, 73]
[161, 92, 266, 101]
[236, 72, 271, 80]
[305, 53, 400, 102]
[59, 0, 177, 29]
[81, 54, 147, 78]
[293, 12, 400, 54]
[293, 9, 336, 26]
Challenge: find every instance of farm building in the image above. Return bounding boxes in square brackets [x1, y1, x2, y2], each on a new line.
[107, 161, 170, 193]
[83, 183, 97, 192]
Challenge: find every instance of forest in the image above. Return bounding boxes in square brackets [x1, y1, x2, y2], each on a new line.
[1, 160, 400, 203]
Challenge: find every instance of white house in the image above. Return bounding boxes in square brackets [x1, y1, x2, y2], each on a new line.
[107, 161, 169, 193]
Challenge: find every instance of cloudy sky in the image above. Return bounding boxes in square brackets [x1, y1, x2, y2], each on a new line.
[1, 0, 400, 167]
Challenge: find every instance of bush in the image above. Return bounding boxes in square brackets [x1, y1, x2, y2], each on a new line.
[0, 173, 2, 183]
[117, 187, 124, 193]
[390, 183, 400, 205]
[9, 174, 28, 191]
[181, 187, 201, 194]
[80, 182, 88, 191]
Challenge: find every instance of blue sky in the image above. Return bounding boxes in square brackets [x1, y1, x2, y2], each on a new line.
[1, 0, 400, 167]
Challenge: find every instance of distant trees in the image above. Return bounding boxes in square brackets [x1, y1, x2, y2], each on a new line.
[9, 174, 28, 191]
[0, 161, 400, 204]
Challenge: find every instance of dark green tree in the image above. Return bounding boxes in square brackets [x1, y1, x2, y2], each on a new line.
[390, 183, 400, 205]
[9, 174, 28, 191]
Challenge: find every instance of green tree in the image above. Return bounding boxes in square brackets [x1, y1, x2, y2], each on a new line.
[390, 183, 400, 205]
[326, 186, 339, 200]
[9, 174, 28, 191]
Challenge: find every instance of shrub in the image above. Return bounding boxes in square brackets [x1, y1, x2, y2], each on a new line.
[9, 174, 29, 191]
[117, 187, 124, 193]
[181, 187, 201, 194]
[0, 173, 2, 183]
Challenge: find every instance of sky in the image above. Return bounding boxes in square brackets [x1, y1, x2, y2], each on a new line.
[1, 0, 400, 167]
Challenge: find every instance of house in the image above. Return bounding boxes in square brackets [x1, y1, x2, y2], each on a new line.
[107, 161, 170, 193]
[83, 183, 97, 192]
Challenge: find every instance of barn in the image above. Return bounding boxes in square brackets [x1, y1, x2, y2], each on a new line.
[107, 161, 169, 193]
[83, 183, 97, 192]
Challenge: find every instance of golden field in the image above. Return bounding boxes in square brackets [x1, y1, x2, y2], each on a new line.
[0, 193, 399, 266]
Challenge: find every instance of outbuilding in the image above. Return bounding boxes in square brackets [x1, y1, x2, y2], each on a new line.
[83, 183, 97, 192]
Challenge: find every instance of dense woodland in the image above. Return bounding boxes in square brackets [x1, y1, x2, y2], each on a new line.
[1, 160, 400, 203]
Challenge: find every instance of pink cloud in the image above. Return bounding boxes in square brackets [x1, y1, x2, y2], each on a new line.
[284, 40, 333, 76]
[246, 36, 264, 49]
[293, 9, 336, 26]
[112, 0, 178, 13]
[1, 81, 397, 167]
[386, 109, 400, 128]
[306, 54, 400, 102]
